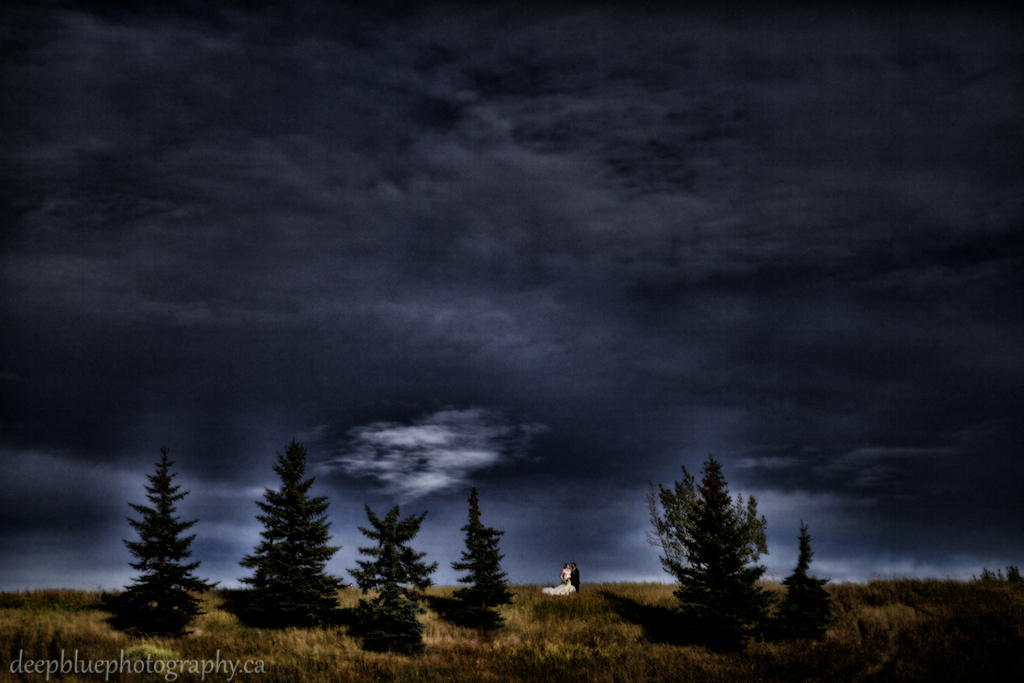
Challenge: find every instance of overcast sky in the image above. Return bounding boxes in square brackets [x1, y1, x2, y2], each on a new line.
[1, 0, 1021, 591]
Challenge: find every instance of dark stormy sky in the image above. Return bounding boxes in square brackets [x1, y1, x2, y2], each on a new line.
[1, 0, 1022, 591]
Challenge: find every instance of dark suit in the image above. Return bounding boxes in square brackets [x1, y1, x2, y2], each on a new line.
[570, 566, 580, 592]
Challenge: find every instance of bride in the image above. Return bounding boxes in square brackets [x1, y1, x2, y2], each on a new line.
[542, 563, 577, 595]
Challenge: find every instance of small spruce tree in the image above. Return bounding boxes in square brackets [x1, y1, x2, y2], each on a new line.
[350, 505, 438, 654]
[648, 455, 771, 650]
[115, 447, 214, 636]
[239, 440, 341, 627]
[772, 522, 833, 640]
[451, 488, 514, 628]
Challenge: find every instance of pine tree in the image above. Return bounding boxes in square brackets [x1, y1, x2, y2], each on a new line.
[648, 456, 771, 649]
[349, 505, 438, 654]
[451, 488, 514, 628]
[114, 447, 214, 636]
[239, 440, 341, 627]
[772, 522, 833, 640]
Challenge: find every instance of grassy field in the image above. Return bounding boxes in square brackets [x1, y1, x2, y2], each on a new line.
[2, 580, 1022, 682]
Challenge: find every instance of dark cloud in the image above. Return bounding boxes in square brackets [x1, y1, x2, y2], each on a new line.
[1, 0, 1021, 589]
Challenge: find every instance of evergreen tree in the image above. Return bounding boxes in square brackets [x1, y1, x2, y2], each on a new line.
[451, 488, 514, 628]
[349, 505, 438, 654]
[239, 440, 341, 627]
[648, 456, 771, 649]
[114, 447, 214, 637]
[772, 522, 833, 640]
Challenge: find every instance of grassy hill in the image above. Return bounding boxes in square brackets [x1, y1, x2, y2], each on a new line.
[2, 580, 1022, 682]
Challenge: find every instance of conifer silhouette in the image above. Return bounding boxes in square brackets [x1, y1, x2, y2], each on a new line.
[239, 440, 341, 627]
[451, 488, 513, 628]
[350, 505, 438, 654]
[115, 447, 214, 636]
[648, 456, 770, 649]
[772, 522, 833, 640]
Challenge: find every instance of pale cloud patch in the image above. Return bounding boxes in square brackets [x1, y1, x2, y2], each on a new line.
[324, 408, 547, 500]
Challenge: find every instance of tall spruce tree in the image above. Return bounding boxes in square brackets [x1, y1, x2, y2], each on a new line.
[349, 505, 438, 654]
[239, 440, 341, 627]
[648, 456, 771, 649]
[451, 488, 513, 628]
[115, 447, 214, 636]
[772, 522, 833, 640]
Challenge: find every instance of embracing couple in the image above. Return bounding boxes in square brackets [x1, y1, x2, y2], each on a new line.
[541, 562, 580, 595]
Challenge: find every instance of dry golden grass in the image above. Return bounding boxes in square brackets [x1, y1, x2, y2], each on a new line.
[2, 580, 1022, 682]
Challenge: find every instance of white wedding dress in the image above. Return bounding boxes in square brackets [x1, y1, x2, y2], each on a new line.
[542, 571, 576, 595]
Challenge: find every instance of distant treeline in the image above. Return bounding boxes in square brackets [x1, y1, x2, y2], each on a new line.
[108, 443, 1019, 654]
[110, 441, 511, 653]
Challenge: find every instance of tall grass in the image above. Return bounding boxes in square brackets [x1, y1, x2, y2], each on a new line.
[2, 580, 1021, 682]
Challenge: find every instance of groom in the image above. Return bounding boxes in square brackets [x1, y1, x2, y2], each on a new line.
[570, 563, 580, 593]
